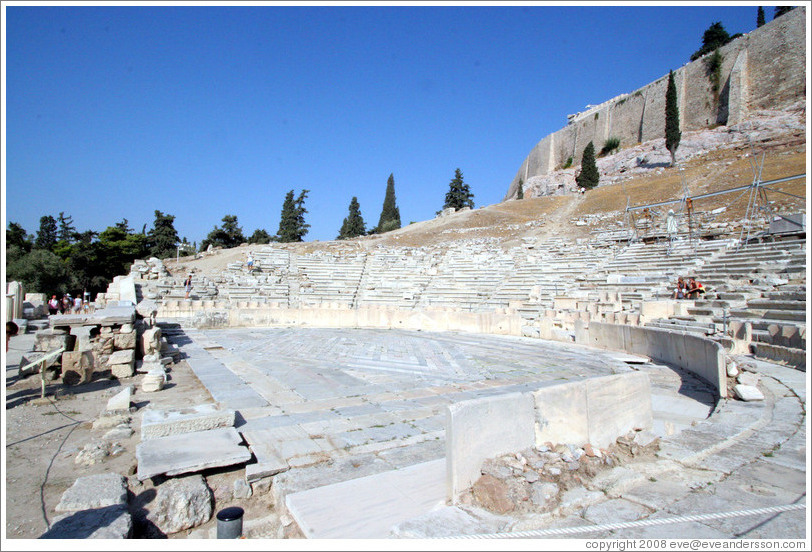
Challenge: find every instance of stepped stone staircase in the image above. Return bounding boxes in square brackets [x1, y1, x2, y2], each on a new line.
[127, 226, 805, 370]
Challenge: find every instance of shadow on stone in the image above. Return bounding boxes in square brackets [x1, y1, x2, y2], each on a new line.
[40, 505, 132, 539]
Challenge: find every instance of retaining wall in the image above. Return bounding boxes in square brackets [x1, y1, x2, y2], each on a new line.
[581, 322, 727, 398]
[505, 7, 807, 199]
[445, 372, 653, 500]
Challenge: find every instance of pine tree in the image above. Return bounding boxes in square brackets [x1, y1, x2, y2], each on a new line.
[665, 70, 682, 167]
[35, 215, 58, 251]
[57, 212, 76, 243]
[376, 173, 401, 233]
[248, 229, 273, 244]
[757, 6, 765, 27]
[147, 210, 180, 258]
[690, 22, 732, 61]
[516, 178, 524, 200]
[277, 189, 310, 243]
[337, 197, 366, 240]
[443, 168, 475, 211]
[575, 142, 599, 190]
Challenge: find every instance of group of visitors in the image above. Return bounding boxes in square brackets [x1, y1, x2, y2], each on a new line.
[47, 292, 90, 315]
[673, 276, 705, 299]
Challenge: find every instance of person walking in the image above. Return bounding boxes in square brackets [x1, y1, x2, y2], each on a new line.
[48, 295, 59, 315]
[184, 275, 193, 299]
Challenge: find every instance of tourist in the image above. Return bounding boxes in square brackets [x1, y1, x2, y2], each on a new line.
[48, 295, 59, 315]
[6, 321, 18, 352]
[673, 277, 686, 299]
[247, 251, 254, 271]
[184, 274, 193, 299]
[60, 294, 72, 314]
[73, 294, 83, 313]
[686, 278, 705, 299]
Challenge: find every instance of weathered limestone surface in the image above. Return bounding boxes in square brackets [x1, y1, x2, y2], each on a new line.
[106, 385, 133, 412]
[146, 474, 213, 534]
[61, 350, 94, 385]
[446, 392, 535, 500]
[141, 404, 236, 439]
[55, 473, 127, 512]
[135, 427, 251, 480]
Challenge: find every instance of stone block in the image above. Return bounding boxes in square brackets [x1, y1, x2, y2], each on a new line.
[19, 351, 58, 376]
[141, 404, 236, 440]
[111, 363, 135, 379]
[55, 473, 127, 512]
[141, 371, 166, 393]
[34, 329, 75, 353]
[733, 384, 764, 402]
[106, 386, 133, 412]
[41, 505, 131, 539]
[446, 391, 534, 500]
[109, 349, 135, 378]
[61, 350, 95, 385]
[142, 327, 163, 356]
[147, 475, 212, 534]
[533, 372, 652, 450]
[135, 427, 251, 480]
[113, 330, 137, 351]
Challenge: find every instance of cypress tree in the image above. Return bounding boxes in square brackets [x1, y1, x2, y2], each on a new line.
[575, 142, 599, 190]
[293, 189, 310, 242]
[665, 70, 681, 167]
[277, 190, 298, 243]
[757, 6, 765, 27]
[337, 197, 366, 240]
[516, 178, 524, 200]
[443, 168, 475, 211]
[376, 173, 401, 233]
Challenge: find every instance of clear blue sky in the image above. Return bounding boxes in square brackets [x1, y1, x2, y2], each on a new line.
[4, 2, 768, 245]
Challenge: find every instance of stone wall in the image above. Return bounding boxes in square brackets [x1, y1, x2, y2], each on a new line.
[580, 322, 727, 399]
[445, 372, 653, 500]
[505, 7, 806, 199]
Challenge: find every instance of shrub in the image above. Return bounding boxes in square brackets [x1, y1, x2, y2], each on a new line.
[562, 157, 573, 170]
[600, 137, 621, 156]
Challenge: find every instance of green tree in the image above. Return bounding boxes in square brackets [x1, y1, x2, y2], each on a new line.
[248, 228, 273, 244]
[276, 190, 310, 243]
[774, 7, 794, 18]
[65, 230, 108, 295]
[665, 70, 682, 167]
[57, 212, 76, 243]
[516, 178, 524, 200]
[443, 168, 475, 211]
[97, 224, 149, 278]
[337, 197, 366, 240]
[6, 222, 32, 252]
[147, 210, 180, 258]
[757, 6, 766, 27]
[35, 215, 58, 251]
[376, 173, 401, 233]
[6, 248, 71, 297]
[201, 214, 246, 250]
[575, 142, 600, 190]
[690, 21, 732, 61]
